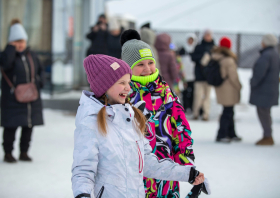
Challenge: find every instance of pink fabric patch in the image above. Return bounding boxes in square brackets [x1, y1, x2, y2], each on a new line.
[110, 62, 120, 70]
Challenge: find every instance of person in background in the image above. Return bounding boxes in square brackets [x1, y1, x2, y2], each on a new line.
[155, 33, 178, 90]
[140, 26, 160, 74]
[169, 43, 185, 99]
[250, 34, 280, 146]
[212, 37, 242, 143]
[180, 33, 198, 113]
[107, 18, 123, 58]
[191, 29, 215, 121]
[86, 14, 108, 56]
[0, 19, 44, 163]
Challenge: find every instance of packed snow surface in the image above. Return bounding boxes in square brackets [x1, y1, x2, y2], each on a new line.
[0, 69, 279, 198]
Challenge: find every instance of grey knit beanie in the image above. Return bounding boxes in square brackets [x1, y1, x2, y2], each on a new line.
[262, 34, 278, 47]
[8, 23, 28, 42]
[121, 30, 156, 69]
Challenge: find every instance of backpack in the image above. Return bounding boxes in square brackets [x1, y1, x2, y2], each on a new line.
[203, 58, 224, 86]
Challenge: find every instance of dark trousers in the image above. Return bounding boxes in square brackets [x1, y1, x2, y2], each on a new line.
[182, 81, 194, 112]
[256, 107, 272, 138]
[2, 127, 33, 154]
[217, 106, 237, 139]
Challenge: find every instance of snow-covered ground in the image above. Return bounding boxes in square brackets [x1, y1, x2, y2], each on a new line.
[0, 69, 279, 198]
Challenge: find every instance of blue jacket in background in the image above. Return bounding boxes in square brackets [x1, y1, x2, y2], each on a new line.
[250, 47, 280, 108]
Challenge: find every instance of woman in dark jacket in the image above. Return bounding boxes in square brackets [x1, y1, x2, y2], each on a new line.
[0, 19, 44, 163]
[107, 19, 123, 58]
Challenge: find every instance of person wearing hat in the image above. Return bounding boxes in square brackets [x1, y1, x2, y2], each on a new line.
[107, 18, 123, 58]
[86, 14, 108, 56]
[211, 37, 242, 143]
[121, 30, 210, 198]
[71, 54, 206, 198]
[191, 29, 215, 121]
[250, 34, 280, 145]
[0, 19, 44, 163]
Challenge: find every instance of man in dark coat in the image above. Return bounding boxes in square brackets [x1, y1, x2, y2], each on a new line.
[107, 18, 123, 58]
[191, 30, 215, 120]
[250, 34, 280, 145]
[86, 14, 108, 56]
[0, 19, 44, 163]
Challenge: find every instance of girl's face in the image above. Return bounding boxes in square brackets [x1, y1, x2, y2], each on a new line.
[132, 59, 156, 76]
[106, 74, 131, 105]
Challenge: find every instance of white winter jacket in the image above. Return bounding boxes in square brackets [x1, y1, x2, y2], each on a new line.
[72, 91, 193, 198]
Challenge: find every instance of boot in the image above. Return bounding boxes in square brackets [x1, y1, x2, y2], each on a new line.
[193, 116, 199, 120]
[19, 152, 32, 161]
[216, 137, 231, 143]
[231, 136, 242, 142]
[256, 137, 274, 146]
[202, 117, 209, 121]
[4, 153, 17, 163]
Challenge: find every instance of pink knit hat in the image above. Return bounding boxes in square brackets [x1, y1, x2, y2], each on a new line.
[83, 54, 132, 98]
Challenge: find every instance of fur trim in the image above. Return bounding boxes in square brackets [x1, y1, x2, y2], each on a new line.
[212, 46, 237, 60]
[10, 18, 21, 25]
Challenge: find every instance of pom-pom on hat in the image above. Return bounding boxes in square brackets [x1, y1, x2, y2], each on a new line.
[220, 37, 231, 49]
[84, 54, 132, 98]
[121, 29, 156, 69]
[8, 18, 28, 42]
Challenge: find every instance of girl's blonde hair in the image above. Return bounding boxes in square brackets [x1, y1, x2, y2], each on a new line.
[97, 94, 147, 136]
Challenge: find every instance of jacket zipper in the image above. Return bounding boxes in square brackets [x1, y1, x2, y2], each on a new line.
[96, 186, 104, 198]
[136, 141, 143, 173]
[21, 55, 32, 128]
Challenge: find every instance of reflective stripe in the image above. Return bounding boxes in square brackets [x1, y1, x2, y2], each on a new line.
[136, 141, 143, 173]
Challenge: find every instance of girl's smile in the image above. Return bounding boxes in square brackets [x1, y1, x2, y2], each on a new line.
[106, 74, 131, 105]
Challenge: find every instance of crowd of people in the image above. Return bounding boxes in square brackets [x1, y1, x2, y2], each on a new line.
[0, 14, 279, 198]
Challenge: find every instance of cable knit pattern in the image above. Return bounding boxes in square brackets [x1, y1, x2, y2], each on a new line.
[83, 54, 132, 98]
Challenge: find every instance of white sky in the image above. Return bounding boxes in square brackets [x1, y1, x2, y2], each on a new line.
[106, 0, 280, 35]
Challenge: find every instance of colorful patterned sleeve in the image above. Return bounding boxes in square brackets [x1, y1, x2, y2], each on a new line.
[170, 100, 195, 166]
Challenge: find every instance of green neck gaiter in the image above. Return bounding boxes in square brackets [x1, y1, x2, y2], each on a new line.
[131, 68, 159, 86]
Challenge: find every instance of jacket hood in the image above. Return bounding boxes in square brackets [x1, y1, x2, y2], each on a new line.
[79, 90, 114, 116]
[155, 33, 171, 51]
[212, 46, 237, 60]
[184, 33, 198, 53]
[78, 90, 132, 119]
[140, 27, 156, 46]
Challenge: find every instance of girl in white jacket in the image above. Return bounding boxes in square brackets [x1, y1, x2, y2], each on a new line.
[71, 55, 206, 198]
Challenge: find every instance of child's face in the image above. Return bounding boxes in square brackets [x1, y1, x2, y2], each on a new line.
[132, 59, 156, 76]
[106, 74, 131, 105]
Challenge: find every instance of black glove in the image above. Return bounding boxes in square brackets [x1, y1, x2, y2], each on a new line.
[186, 178, 211, 198]
[188, 167, 200, 184]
